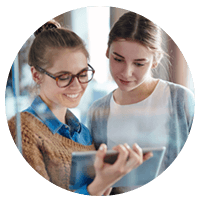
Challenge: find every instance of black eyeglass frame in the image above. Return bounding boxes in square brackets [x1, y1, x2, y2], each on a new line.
[34, 64, 95, 88]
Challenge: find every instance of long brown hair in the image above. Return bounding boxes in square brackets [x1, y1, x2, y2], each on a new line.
[108, 12, 164, 63]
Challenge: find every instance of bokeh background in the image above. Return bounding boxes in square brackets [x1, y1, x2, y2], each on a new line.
[5, 7, 194, 127]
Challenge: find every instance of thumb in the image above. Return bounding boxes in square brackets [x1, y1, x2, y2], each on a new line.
[103, 187, 112, 196]
[94, 144, 107, 171]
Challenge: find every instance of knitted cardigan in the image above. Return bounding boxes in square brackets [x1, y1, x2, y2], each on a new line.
[8, 112, 95, 191]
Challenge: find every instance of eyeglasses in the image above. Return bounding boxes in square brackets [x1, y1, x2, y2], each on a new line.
[35, 64, 95, 88]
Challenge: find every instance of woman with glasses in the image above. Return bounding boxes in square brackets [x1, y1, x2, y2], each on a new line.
[8, 20, 152, 196]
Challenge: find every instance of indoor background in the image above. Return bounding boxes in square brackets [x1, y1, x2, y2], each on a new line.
[5, 7, 194, 126]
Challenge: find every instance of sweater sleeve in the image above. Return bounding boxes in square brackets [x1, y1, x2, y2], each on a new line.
[8, 117, 50, 181]
[74, 184, 90, 195]
[184, 88, 195, 132]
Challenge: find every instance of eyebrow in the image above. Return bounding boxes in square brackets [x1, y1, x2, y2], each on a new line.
[134, 58, 148, 61]
[113, 52, 125, 59]
[113, 52, 148, 62]
[53, 67, 89, 76]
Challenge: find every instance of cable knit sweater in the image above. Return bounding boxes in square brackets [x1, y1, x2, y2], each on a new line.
[8, 112, 96, 191]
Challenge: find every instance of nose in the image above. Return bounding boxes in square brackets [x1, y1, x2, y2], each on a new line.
[121, 63, 134, 78]
[68, 77, 82, 89]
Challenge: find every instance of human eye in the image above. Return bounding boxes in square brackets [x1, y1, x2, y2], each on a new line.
[134, 63, 145, 67]
[114, 57, 124, 62]
[79, 70, 88, 77]
[59, 73, 71, 80]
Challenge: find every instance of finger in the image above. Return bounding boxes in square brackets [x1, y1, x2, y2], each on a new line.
[143, 152, 153, 162]
[112, 144, 129, 167]
[103, 187, 112, 196]
[123, 143, 132, 161]
[124, 143, 142, 170]
[132, 143, 143, 158]
[94, 144, 107, 170]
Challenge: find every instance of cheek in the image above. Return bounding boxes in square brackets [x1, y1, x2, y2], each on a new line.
[137, 68, 147, 77]
[109, 61, 121, 76]
[83, 83, 88, 94]
[139, 63, 152, 74]
[40, 78, 59, 95]
[81, 83, 87, 91]
[144, 65, 153, 76]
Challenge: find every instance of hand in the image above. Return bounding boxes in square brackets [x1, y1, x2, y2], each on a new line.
[103, 187, 112, 196]
[87, 143, 152, 195]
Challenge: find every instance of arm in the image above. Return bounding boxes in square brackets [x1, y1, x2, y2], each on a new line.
[22, 136, 50, 180]
[184, 88, 195, 132]
[74, 185, 112, 196]
[8, 117, 50, 180]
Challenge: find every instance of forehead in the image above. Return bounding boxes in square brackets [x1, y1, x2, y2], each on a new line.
[110, 39, 153, 59]
[48, 48, 88, 73]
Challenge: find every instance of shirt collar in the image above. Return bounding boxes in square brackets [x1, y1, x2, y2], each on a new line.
[31, 96, 81, 134]
[30, 96, 81, 134]
[30, 96, 64, 134]
[65, 109, 81, 133]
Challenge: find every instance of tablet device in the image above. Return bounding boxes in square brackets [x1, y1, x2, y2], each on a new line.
[69, 147, 166, 190]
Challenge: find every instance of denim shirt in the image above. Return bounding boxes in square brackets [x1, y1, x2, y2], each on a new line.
[24, 96, 92, 146]
[23, 96, 92, 195]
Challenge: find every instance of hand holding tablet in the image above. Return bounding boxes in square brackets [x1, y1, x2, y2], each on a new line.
[70, 143, 165, 193]
[103, 145, 154, 164]
[87, 143, 147, 195]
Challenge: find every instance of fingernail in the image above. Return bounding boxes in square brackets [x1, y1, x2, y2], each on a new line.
[99, 144, 104, 151]
[135, 143, 140, 149]
[124, 143, 130, 149]
[121, 144, 126, 151]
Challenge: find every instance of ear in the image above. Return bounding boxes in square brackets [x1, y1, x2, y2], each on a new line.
[152, 61, 158, 69]
[31, 66, 43, 84]
[106, 47, 110, 58]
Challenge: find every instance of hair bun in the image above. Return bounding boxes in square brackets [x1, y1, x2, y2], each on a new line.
[34, 19, 61, 37]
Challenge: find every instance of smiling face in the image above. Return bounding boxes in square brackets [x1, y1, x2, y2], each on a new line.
[107, 40, 156, 93]
[35, 48, 88, 111]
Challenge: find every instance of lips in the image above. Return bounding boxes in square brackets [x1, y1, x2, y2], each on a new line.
[119, 78, 132, 84]
[120, 79, 130, 83]
[66, 94, 79, 98]
[64, 93, 80, 99]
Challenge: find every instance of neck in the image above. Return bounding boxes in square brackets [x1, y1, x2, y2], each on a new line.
[51, 107, 67, 124]
[39, 95, 67, 124]
[114, 78, 159, 105]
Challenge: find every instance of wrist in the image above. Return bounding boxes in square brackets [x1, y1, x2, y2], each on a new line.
[87, 177, 107, 196]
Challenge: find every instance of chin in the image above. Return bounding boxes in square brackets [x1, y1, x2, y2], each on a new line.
[120, 87, 136, 92]
[60, 94, 83, 108]
[65, 101, 81, 109]
[118, 84, 138, 92]
[118, 79, 146, 92]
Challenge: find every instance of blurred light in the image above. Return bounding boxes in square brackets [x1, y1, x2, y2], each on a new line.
[87, 7, 110, 84]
